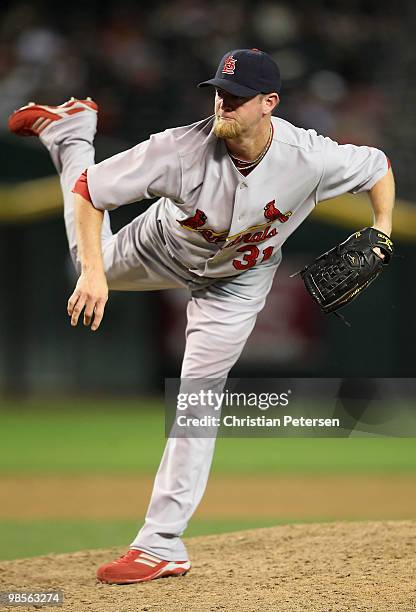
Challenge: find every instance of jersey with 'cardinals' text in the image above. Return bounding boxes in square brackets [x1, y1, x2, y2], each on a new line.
[86, 115, 389, 279]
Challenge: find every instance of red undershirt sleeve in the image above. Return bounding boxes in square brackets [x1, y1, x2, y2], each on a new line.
[72, 169, 92, 204]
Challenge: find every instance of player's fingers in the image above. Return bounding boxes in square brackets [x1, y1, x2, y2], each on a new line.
[91, 299, 107, 332]
[373, 246, 385, 260]
[83, 300, 95, 327]
[67, 291, 80, 316]
[70, 295, 87, 327]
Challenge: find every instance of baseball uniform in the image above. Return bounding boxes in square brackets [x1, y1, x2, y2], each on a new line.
[36, 103, 389, 560]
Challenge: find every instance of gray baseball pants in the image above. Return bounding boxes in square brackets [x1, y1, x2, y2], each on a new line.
[40, 112, 280, 561]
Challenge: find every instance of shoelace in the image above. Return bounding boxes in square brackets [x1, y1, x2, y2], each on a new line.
[115, 550, 141, 563]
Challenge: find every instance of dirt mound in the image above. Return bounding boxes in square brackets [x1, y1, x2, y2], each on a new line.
[1, 521, 415, 612]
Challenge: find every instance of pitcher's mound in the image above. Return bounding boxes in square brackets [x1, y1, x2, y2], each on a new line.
[1, 521, 415, 612]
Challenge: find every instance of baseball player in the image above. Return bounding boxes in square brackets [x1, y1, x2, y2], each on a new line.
[8, 49, 394, 584]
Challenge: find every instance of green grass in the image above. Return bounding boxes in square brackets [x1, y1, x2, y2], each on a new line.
[0, 518, 302, 561]
[1, 399, 416, 473]
[1, 399, 415, 561]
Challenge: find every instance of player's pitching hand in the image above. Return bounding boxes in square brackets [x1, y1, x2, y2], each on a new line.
[67, 271, 108, 331]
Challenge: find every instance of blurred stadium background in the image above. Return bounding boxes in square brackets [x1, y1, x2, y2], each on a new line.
[0, 0, 415, 561]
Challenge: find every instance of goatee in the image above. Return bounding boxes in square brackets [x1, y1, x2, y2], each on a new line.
[213, 116, 243, 139]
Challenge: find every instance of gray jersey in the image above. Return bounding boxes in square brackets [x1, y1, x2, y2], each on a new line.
[31, 99, 391, 563]
[87, 115, 388, 278]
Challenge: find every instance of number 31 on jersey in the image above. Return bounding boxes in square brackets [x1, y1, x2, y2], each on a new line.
[232, 245, 274, 270]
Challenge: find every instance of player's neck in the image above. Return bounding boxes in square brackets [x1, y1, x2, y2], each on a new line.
[225, 119, 272, 162]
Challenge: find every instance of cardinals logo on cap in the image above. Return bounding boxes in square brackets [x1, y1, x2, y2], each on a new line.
[222, 55, 237, 75]
[264, 200, 292, 223]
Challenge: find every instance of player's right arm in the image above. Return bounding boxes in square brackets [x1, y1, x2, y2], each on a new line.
[67, 193, 108, 331]
[86, 130, 183, 210]
[66, 129, 182, 331]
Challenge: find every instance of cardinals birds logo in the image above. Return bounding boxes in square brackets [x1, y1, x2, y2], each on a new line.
[264, 200, 292, 223]
[179, 209, 208, 230]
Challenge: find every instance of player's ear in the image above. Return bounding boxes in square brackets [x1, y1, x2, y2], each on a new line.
[262, 93, 279, 114]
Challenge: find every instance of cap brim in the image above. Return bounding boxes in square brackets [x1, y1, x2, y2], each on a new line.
[197, 78, 259, 97]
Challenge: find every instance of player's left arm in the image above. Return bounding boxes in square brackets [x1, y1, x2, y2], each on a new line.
[316, 136, 395, 238]
[367, 167, 394, 237]
[316, 136, 391, 202]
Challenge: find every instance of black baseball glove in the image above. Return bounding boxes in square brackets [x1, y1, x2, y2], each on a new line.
[298, 227, 394, 314]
